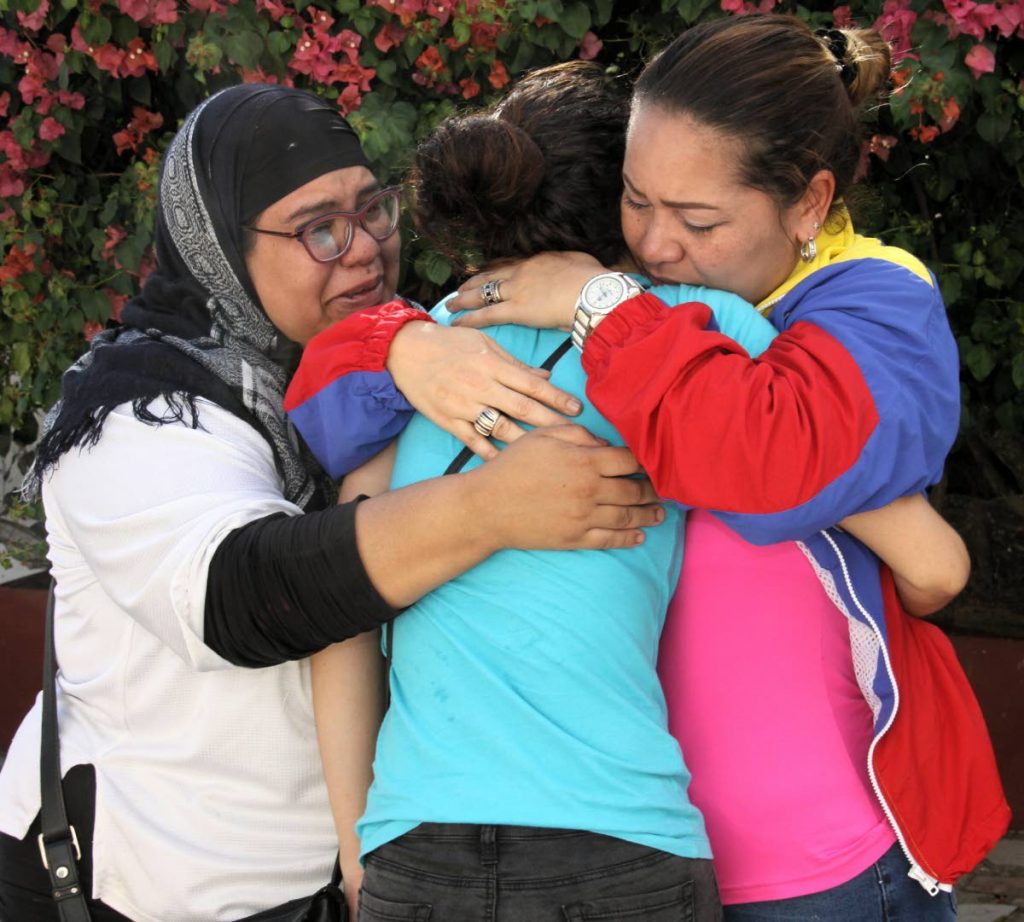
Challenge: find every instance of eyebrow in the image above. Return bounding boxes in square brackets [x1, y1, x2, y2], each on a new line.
[623, 173, 720, 211]
[284, 180, 382, 223]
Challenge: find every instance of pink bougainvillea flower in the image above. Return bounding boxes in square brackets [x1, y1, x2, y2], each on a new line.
[256, 0, 289, 21]
[940, 96, 961, 131]
[113, 106, 164, 155]
[119, 0, 151, 22]
[338, 84, 362, 115]
[964, 43, 996, 78]
[470, 21, 500, 50]
[93, 43, 127, 76]
[425, 0, 454, 25]
[240, 66, 287, 84]
[334, 61, 375, 91]
[188, 0, 228, 14]
[83, 321, 104, 342]
[374, 22, 408, 53]
[290, 34, 339, 84]
[0, 242, 38, 287]
[105, 288, 130, 320]
[459, 77, 480, 99]
[121, 38, 157, 78]
[579, 30, 603, 60]
[874, 0, 918, 63]
[0, 164, 25, 199]
[415, 45, 446, 76]
[975, 2, 1021, 37]
[913, 124, 940, 143]
[102, 225, 127, 263]
[869, 134, 899, 161]
[18, 73, 46, 105]
[721, 0, 778, 12]
[306, 5, 334, 31]
[0, 26, 26, 59]
[488, 58, 509, 89]
[16, 0, 49, 33]
[0, 91, 9, 118]
[38, 116, 65, 141]
[46, 33, 67, 53]
[370, 0, 424, 27]
[336, 29, 362, 65]
[832, 5, 854, 27]
[57, 89, 86, 110]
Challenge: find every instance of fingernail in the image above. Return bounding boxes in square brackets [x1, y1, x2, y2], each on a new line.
[567, 398, 582, 415]
[634, 532, 645, 545]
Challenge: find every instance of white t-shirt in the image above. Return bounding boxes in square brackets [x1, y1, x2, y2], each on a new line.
[0, 399, 338, 921]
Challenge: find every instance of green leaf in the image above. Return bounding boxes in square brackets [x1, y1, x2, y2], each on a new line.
[536, 0, 564, 20]
[977, 111, 1011, 145]
[267, 30, 293, 57]
[965, 342, 995, 381]
[11, 343, 30, 378]
[79, 289, 110, 324]
[557, 1, 591, 39]
[78, 12, 112, 47]
[225, 30, 264, 69]
[1012, 353, 1024, 391]
[415, 250, 452, 287]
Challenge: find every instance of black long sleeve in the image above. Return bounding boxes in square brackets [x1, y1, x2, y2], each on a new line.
[204, 501, 395, 667]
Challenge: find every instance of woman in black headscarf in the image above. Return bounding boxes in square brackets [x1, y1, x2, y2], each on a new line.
[0, 84, 661, 922]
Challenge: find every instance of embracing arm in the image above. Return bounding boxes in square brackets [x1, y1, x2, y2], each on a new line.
[581, 262, 962, 543]
[205, 423, 662, 666]
[286, 298, 583, 472]
[839, 495, 970, 617]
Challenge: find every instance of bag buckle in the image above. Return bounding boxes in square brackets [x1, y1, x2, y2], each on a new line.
[37, 825, 82, 869]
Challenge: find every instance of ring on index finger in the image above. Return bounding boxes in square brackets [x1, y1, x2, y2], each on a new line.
[480, 279, 505, 306]
[473, 406, 502, 438]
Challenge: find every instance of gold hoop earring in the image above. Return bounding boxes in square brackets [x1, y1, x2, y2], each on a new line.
[800, 235, 817, 263]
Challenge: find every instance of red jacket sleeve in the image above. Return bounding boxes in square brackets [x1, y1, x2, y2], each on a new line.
[581, 292, 878, 515]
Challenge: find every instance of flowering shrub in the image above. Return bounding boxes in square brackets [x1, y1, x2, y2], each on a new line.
[0, 0, 1022, 514]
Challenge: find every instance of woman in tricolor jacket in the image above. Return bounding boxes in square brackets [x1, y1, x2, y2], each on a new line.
[288, 15, 1009, 922]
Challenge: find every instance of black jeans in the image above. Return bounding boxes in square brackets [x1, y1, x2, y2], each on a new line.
[359, 823, 721, 922]
[0, 764, 133, 922]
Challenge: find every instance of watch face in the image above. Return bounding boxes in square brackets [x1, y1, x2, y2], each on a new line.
[584, 275, 628, 312]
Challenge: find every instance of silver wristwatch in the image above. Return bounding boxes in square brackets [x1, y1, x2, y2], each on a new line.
[570, 272, 643, 351]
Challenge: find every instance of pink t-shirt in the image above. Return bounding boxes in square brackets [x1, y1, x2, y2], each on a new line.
[658, 510, 895, 904]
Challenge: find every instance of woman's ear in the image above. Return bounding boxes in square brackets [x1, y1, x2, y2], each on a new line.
[793, 170, 836, 241]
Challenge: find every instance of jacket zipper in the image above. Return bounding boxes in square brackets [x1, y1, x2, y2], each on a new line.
[815, 529, 948, 896]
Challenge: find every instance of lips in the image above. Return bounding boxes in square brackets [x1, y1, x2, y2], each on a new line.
[328, 275, 386, 313]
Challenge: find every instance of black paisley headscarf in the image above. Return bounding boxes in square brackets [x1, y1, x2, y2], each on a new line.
[26, 84, 370, 511]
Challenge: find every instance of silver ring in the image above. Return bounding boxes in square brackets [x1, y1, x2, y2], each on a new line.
[480, 279, 504, 306]
[473, 406, 501, 438]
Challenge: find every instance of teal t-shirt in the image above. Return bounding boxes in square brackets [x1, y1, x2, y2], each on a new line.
[357, 283, 777, 860]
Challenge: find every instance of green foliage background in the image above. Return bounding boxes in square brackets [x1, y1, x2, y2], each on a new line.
[1, 0, 1023, 526]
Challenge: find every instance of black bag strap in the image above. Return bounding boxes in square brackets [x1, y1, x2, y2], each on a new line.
[391, 337, 574, 707]
[443, 337, 573, 477]
[39, 580, 93, 922]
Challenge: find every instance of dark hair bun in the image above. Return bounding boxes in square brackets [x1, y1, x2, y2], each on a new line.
[411, 115, 545, 265]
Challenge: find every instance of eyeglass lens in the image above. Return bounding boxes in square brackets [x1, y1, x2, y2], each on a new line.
[303, 192, 400, 262]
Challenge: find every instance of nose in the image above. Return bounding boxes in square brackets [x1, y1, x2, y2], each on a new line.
[636, 211, 685, 272]
[338, 223, 381, 268]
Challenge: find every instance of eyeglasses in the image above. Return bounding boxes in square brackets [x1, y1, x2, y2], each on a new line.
[244, 186, 402, 263]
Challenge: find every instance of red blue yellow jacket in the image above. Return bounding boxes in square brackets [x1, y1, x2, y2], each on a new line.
[580, 219, 1009, 891]
[284, 218, 1010, 891]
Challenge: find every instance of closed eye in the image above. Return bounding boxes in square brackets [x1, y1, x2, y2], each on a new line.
[622, 194, 650, 211]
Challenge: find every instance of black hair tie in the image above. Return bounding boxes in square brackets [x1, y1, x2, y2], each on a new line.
[815, 28, 857, 87]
